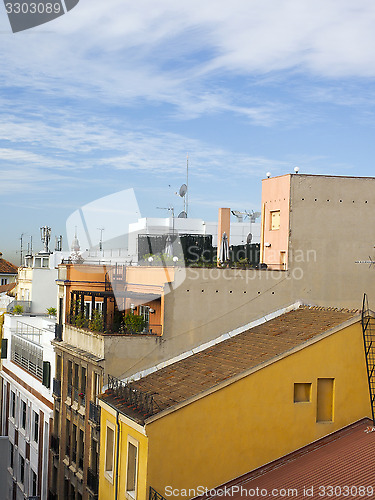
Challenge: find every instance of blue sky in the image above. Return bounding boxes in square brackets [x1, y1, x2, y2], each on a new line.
[2, 0, 375, 262]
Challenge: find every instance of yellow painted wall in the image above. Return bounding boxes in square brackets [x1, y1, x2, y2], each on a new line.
[145, 321, 371, 498]
[99, 404, 149, 500]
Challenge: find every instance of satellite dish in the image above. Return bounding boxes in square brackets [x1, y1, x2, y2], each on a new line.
[178, 211, 187, 218]
[179, 184, 187, 197]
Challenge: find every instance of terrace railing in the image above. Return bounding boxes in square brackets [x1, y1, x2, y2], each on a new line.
[107, 375, 161, 418]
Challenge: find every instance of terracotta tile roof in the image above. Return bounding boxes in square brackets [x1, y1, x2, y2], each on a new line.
[197, 418, 375, 499]
[0, 282, 16, 294]
[0, 254, 18, 275]
[102, 306, 358, 423]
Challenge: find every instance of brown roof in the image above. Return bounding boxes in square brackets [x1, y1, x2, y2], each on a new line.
[0, 282, 16, 294]
[0, 254, 18, 275]
[196, 418, 375, 499]
[102, 306, 358, 424]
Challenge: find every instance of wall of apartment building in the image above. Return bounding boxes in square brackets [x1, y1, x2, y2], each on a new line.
[0, 314, 56, 500]
[144, 320, 371, 498]
[287, 175, 375, 309]
[52, 345, 102, 500]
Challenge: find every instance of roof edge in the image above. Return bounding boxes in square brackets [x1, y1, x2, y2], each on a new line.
[121, 301, 304, 383]
[145, 311, 361, 425]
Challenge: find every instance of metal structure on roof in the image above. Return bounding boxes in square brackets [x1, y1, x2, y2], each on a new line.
[361, 293, 375, 425]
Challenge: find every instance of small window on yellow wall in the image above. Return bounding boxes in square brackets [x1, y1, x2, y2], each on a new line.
[105, 424, 115, 481]
[316, 378, 334, 422]
[294, 383, 312, 402]
[270, 210, 280, 230]
[126, 437, 139, 499]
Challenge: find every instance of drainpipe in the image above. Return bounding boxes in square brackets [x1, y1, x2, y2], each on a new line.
[115, 410, 120, 500]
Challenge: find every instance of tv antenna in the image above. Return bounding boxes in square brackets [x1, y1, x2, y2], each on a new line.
[356, 256, 375, 269]
[40, 226, 51, 253]
[97, 227, 104, 251]
[157, 206, 175, 235]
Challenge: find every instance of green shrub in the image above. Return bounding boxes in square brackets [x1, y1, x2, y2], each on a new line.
[13, 305, 24, 315]
[124, 313, 145, 333]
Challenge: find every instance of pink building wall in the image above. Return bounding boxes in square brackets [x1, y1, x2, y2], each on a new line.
[261, 174, 291, 269]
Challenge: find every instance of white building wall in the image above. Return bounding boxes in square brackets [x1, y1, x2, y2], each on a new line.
[1, 314, 55, 500]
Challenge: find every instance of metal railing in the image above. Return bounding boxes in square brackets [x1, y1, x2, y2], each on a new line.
[89, 401, 101, 426]
[149, 487, 167, 500]
[87, 468, 99, 495]
[15, 321, 43, 343]
[6, 301, 32, 313]
[52, 378, 61, 399]
[108, 375, 161, 418]
[11, 334, 43, 380]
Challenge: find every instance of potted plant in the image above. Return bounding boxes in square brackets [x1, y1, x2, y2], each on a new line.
[47, 307, 57, 318]
[13, 305, 24, 316]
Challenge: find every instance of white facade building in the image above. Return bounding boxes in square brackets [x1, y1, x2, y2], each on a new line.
[0, 314, 56, 500]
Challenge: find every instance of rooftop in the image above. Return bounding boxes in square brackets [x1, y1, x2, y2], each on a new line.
[0, 253, 18, 275]
[101, 305, 358, 424]
[196, 418, 375, 499]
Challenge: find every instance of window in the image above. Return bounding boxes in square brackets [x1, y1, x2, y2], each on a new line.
[34, 257, 42, 268]
[294, 383, 312, 403]
[33, 411, 39, 443]
[42, 257, 49, 268]
[270, 210, 280, 230]
[10, 391, 15, 419]
[81, 366, 86, 394]
[56, 355, 62, 380]
[21, 400, 27, 430]
[72, 424, 77, 463]
[20, 456, 25, 485]
[9, 442, 14, 470]
[93, 373, 101, 400]
[126, 438, 139, 499]
[31, 470, 37, 496]
[1, 278, 8, 285]
[68, 360, 73, 387]
[316, 378, 334, 422]
[105, 423, 115, 481]
[65, 419, 71, 457]
[74, 364, 79, 389]
[139, 306, 150, 328]
[78, 429, 84, 470]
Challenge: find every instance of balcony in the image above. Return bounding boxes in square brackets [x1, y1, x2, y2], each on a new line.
[50, 434, 59, 457]
[52, 378, 61, 399]
[87, 468, 99, 496]
[89, 401, 101, 427]
[6, 300, 32, 314]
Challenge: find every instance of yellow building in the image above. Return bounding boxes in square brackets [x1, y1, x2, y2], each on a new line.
[98, 304, 371, 500]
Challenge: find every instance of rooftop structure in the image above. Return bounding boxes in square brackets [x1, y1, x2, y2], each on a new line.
[199, 417, 375, 499]
[98, 304, 370, 500]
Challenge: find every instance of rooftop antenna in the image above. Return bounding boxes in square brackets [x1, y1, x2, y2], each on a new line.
[19, 233, 25, 265]
[40, 226, 51, 253]
[97, 227, 104, 251]
[178, 183, 187, 213]
[157, 206, 175, 235]
[55, 235, 63, 252]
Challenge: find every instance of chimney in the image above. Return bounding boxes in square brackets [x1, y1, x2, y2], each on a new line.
[217, 208, 231, 262]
